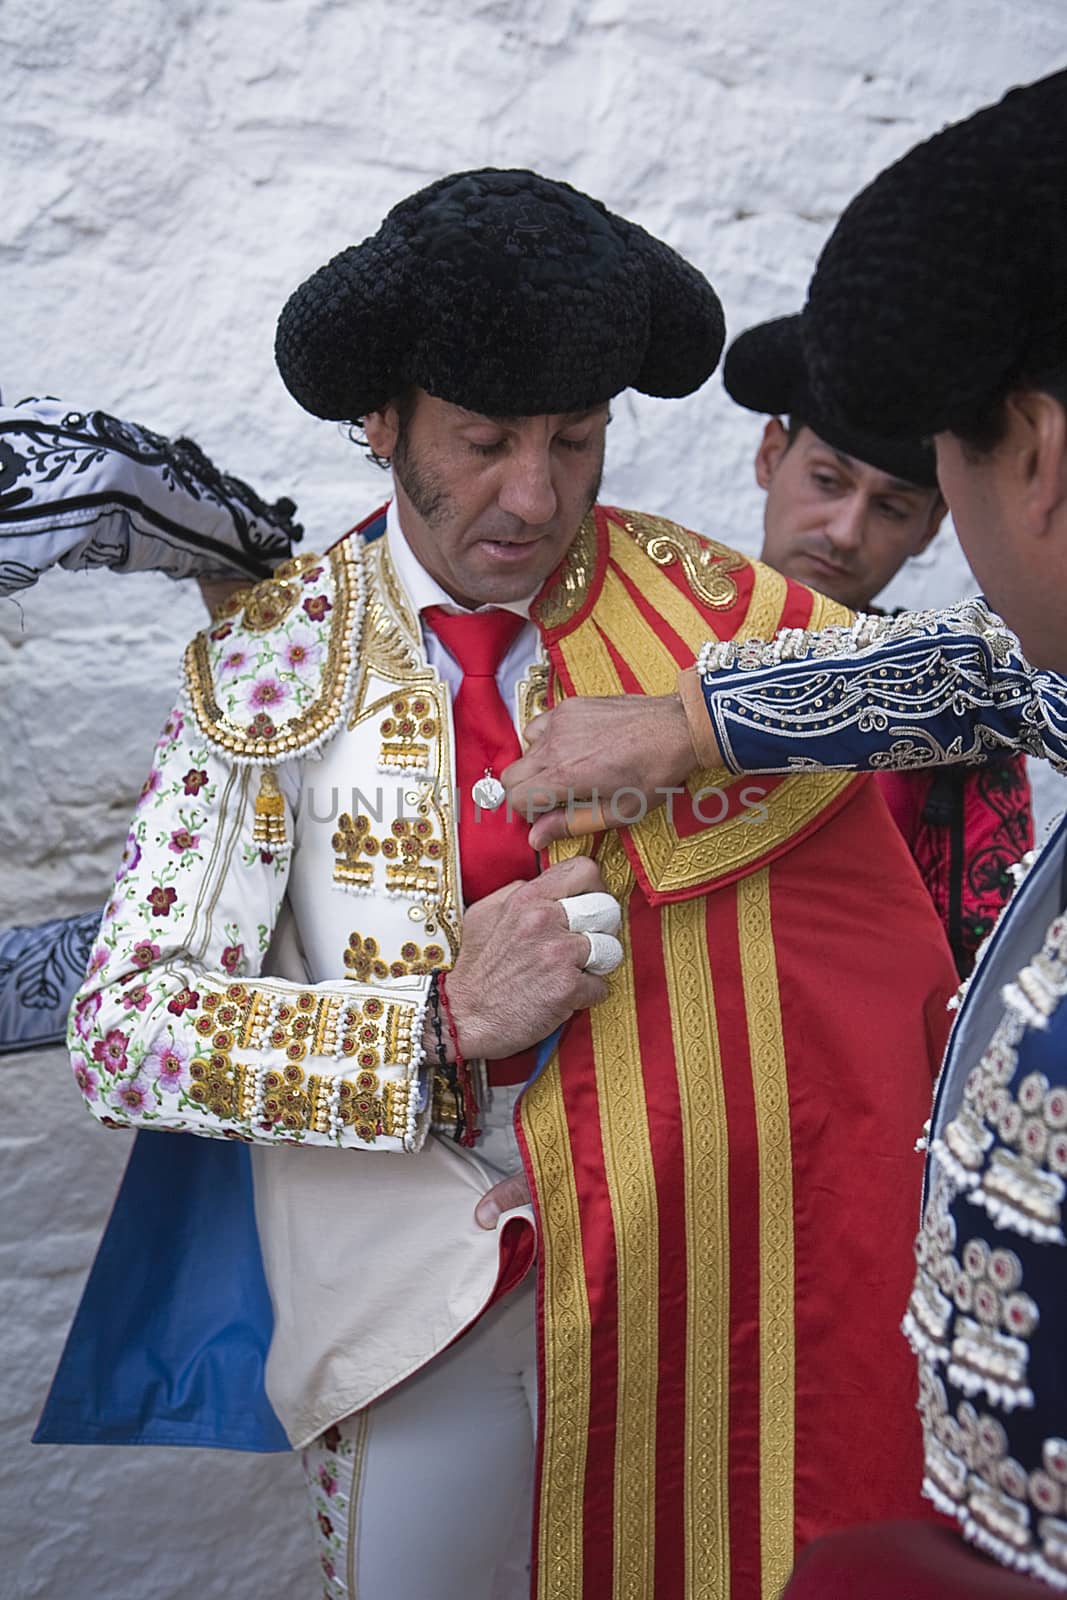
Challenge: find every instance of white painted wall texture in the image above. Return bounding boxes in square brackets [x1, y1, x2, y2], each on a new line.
[3, 3, 1067, 1595]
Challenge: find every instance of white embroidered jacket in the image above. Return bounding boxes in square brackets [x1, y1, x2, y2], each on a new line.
[69, 534, 458, 1155]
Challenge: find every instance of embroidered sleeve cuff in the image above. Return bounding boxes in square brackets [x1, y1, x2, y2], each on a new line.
[79, 973, 433, 1154]
[676, 666, 726, 769]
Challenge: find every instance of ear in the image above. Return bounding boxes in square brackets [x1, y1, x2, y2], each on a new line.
[363, 405, 401, 460]
[754, 417, 790, 490]
[1003, 389, 1067, 535]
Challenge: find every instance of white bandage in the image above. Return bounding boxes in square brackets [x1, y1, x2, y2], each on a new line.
[558, 891, 622, 937]
[580, 930, 624, 977]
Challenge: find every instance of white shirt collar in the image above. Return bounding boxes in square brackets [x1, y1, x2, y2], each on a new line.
[384, 496, 537, 619]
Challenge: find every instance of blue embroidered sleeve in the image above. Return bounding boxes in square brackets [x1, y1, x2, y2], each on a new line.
[696, 598, 1067, 778]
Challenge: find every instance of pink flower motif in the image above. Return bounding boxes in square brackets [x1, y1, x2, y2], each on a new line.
[321, 1557, 336, 1582]
[161, 709, 184, 741]
[210, 622, 233, 642]
[182, 769, 208, 796]
[169, 828, 200, 855]
[235, 673, 295, 719]
[219, 647, 249, 678]
[281, 626, 323, 679]
[92, 1029, 129, 1074]
[147, 886, 178, 918]
[303, 595, 332, 623]
[87, 944, 109, 977]
[220, 943, 244, 975]
[300, 565, 324, 585]
[117, 833, 142, 880]
[113, 1076, 153, 1116]
[72, 992, 102, 1038]
[72, 1055, 99, 1101]
[167, 986, 200, 1016]
[138, 768, 161, 807]
[258, 850, 274, 865]
[318, 1465, 338, 1497]
[120, 983, 151, 1012]
[131, 940, 160, 969]
[144, 1035, 192, 1093]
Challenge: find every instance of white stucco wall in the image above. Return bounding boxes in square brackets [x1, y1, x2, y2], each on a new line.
[3, 4, 1066, 1594]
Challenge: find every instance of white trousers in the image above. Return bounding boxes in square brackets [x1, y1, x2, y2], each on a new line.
[301, 1086, 538, 1600]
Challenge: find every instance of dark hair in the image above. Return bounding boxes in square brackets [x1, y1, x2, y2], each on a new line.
[346, 387, 420, 469]
[955, 366, 1067, 458]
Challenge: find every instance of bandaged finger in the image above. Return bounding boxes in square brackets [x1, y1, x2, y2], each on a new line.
[559, 891, 622, 937]
[581, 930, 624, 977]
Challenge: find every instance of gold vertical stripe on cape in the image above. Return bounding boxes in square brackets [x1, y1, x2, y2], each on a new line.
[661, 899, 732, 1599]
[521, 1053, 592, 1600]
[591, 834, 659, 1600]
[737, 869, 796, 1597]
[737, 562, 789, 643]
[556, 608, 625, 697]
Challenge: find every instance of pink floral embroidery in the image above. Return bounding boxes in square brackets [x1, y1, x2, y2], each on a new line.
[120, 983, 151, 1012]
[144, 1036, 192, 1093]
[92, 1029, 129, 1074]
[72, 992, 102, 1038]
[219, 648, 249, 677]
[182, 769, 209, 796]
[167, 986, 200, 1016]
[210, 622, 233, 642]
[147, 886, 178, 918]
[113, 1076, 152, 1115]
[303, 595, 332, 622]
[87, 944, 109, 977]
[301, 565, 324, 585]
[220, 944, 244, 975]
[169, 828, 199, 854]
[318, 1465, 338, 1498]
[131, 939, 160, 969]
[138, 768, 161, 806]
[72, 1056, 99, 1101]
[281, 626, 323, 678]
[117, 834, 142, 880]
[235, 673, 294, 720]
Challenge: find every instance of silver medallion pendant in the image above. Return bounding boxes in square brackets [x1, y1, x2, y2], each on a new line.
[472, 773, 506, 811]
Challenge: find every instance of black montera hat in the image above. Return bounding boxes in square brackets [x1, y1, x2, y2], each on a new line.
[804, 69, 1067, 439]
[275, 168, 725, 420]
[723, 314, 939, 488]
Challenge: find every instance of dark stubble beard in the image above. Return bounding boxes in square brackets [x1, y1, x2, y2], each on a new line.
[392, 427, 606, 536]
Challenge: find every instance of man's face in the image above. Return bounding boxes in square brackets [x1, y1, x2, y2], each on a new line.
[934, 424, 1067, 672]
[364, 391, 609, 609]
[755, 420, 945, 610]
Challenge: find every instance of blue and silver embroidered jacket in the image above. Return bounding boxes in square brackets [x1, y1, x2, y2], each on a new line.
[697, 598, 1067, 780]
[699, 596, 1067, 1588]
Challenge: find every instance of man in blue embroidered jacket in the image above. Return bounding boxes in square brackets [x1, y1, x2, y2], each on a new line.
[506, 69, 1067, 1594]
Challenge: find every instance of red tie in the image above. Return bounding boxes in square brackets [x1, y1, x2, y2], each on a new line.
[422, 606, 538, 906]
[423, 606, 540, 1088]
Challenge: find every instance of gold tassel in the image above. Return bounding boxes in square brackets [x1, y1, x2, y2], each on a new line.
[253, 767, 288, 850]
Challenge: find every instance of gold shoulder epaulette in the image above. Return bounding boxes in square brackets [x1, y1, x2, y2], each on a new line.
[183, 541, 364, 766]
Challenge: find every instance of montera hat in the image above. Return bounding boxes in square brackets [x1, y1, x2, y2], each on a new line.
[275, 168, 725, 421]
[723, 314, 939, 488]
[804, 69, 1067, 440]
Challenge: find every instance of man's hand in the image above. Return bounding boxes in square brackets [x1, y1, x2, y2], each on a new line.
[502, 692, 704, 849]
[443, 856, 617, 1061]
[475, 1170, 532, 1229]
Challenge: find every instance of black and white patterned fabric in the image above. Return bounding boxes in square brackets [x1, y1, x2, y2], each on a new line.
[0, 397, 302, 595]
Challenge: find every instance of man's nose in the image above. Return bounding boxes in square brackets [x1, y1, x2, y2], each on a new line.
[496, 445, 558, 525]
[824, 495, 867, 553]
